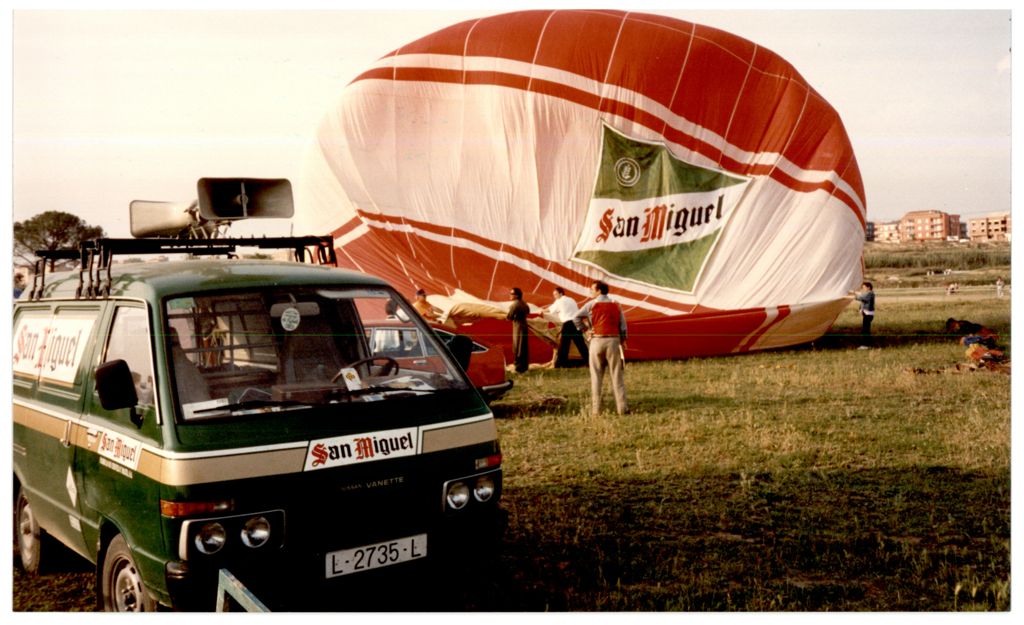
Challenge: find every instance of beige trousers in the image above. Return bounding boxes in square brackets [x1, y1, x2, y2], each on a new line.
[589, 337, 627, 415]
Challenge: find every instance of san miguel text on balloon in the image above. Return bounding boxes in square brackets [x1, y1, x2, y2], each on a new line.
[595, 194, 725, 244]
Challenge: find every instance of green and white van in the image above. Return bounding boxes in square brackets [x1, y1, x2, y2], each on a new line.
[12, 180, 504, 610]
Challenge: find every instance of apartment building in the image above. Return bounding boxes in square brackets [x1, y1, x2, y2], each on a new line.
[967, 213, 1011, 242]
[899, 210, 961, 242]
[873, 221, 901, 243]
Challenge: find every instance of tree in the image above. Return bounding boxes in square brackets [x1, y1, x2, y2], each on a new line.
[13, 211, 106, 270]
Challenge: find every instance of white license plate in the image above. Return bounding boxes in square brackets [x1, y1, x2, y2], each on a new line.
[325, 533, 427, 578]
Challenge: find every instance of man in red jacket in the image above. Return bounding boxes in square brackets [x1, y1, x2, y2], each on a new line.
[573, 280, 628, 415]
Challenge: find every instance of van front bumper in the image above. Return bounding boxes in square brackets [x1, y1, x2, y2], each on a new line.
[162, 503, 506, 611]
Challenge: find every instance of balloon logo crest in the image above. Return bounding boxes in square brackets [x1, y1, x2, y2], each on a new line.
[614, 157, 642, 187]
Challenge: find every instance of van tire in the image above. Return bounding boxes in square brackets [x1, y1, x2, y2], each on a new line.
[15, 487, 43, 574]
[101, 534, 157, 612]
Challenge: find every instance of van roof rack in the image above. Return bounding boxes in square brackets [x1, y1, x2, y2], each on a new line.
[29, 235, 338, 301]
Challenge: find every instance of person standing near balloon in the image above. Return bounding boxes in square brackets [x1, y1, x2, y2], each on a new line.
[507, 287, 531, 373]
[546, 286, 589, 368]
[849, 282, 875, 348]
[574, 281, 628, 416]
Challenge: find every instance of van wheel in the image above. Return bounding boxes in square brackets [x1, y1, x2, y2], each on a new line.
[15, 488, 43, 574]
[101, 534, 156, 612]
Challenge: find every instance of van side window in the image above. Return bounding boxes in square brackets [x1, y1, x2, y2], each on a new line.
[104, 307, 156, 407]
[14, 306, 99, 392]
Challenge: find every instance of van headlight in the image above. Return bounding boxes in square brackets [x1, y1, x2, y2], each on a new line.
[446, 482, 470, 510]
[473, 475, 495, 502]
[240, 516, 271, 549]
[180, 509, 284, 560]
[194, 522, 226, 554]
[443, 471, 499, 511]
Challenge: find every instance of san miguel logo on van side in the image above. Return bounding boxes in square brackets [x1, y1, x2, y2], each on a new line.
[572, 124, 750, 294]
[95, 430, 143, 472]
[304, 427, 420, 471]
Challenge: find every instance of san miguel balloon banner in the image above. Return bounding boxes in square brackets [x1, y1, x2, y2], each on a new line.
[573, 124, 750, 295]
[296, 10, 867, 361]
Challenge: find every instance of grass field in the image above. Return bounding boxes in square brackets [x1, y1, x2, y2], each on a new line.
[12, 286, 1011, 611]
[477, 288, 1010, 611]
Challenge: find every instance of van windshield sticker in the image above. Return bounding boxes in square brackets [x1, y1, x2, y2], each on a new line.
[13, 315, 95, 384]
[305, 426, 420, 471]
[280, 307, 301, 332]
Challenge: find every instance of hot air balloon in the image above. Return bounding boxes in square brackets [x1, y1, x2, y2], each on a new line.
[296, 9, 866, 362]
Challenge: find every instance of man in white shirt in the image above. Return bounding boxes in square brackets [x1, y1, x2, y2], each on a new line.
[546, 286, 589, 368]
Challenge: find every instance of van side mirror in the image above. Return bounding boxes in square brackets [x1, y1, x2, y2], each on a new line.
[447, 334, 473, 371]
[95, 360, 142, 426]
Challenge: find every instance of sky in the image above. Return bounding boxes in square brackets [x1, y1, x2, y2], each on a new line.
[5, 5, 1015, 243]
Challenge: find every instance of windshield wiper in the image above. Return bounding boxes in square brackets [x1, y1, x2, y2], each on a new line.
[190, 398, 312, 415]
[330, 384, 441, 401]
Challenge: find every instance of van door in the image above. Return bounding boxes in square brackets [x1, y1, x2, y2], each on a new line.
[12, 303, 102, 560]
[76, 304, 163, 566]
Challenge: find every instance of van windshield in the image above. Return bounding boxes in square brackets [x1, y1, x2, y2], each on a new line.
[163, 287, 470, 421]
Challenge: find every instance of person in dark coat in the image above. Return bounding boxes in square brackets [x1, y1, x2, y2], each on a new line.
[850, 282, 875, 348]
[507, 287, 531, 373]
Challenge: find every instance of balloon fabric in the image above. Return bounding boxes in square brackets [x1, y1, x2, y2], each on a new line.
[297, 10, 866, 360]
